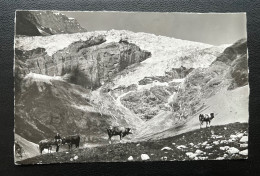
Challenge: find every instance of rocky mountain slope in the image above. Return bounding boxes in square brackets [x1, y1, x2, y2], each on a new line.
[14, 27, 248, 162]
[16, 11, 87, 36]
[17, 122, 248, 164]
[15, 72, 143, 144]
[134, 38, 248, 140]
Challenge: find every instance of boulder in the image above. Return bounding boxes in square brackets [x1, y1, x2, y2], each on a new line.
[186, 152, 197, 159]
[128, 156, 134, 161]
[205, 145, 213, 149]
[220, 146, 230, 150]
[73, 155, 78, 160]
[236, 133, 244, 138]
[240, 136, 248, 143]
[202, 141, 208, 146]
[161, 147, 173, 151]
[213, 141, 219, 145]
[177, 145, 187, 150]
[240, 144, 248, 148]
[227, 147, 240, 154]
[195, 149, 204, 155]
[220, 140, 228, 144]
[239, 149, 248, 156]
[216, 157, 225, 160]
[141, 154, 150, 161]
[230, 134, 238, 139]
[228, 139, 235, 142]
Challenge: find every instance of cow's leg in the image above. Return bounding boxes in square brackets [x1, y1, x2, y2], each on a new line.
[209, 120, 211, 127]
[56, 145, 59, 152]
[119, 134, 123, 143]
[108, 135, 112, 144]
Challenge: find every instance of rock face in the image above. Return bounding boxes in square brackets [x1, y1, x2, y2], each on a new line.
[16, 11, 87, 36]
[15, 36, 151, 90]
[167, 38, 248, 120]
[138, 66, 193, 85]
[14, 33, 150, 144]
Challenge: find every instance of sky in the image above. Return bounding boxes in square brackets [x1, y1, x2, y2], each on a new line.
[62, 11, 247, 46]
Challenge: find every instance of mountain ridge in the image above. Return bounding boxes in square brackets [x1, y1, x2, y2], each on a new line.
[16, 11, 87, 36]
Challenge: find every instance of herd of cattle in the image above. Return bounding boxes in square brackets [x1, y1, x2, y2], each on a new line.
[38, 113, 214, 154]
[38, 126, 133, 154]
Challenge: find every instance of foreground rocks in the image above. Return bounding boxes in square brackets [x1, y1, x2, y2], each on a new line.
[17, 123, 248, 164]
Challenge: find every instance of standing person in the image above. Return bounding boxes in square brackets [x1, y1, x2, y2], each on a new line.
[54, 133, 61, 152]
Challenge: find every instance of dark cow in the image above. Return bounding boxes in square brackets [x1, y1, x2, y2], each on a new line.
[199, 113, 215, 128]
[107, 126, 132, 144]
[39, 139, 61, 154]
[62, 135, 80, 150]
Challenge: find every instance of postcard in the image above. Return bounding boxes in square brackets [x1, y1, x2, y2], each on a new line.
[14, 11, 248, 164]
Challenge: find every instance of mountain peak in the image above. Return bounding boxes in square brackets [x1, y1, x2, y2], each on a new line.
[15, 10, 87, 36]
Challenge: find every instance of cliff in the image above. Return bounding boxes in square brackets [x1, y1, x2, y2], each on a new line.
[16, 11, 87, 36]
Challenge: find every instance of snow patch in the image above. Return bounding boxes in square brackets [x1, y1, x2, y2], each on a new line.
[24, 72, 63, 84]
[71, 104, 96, 113]
[137, 80, 169, 91]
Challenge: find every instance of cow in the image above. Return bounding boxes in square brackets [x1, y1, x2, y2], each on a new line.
[199, 113, 215, 128]
[107, 126, 133, 144]
[39, 139, 61, 154]
[61, 135, 80, 150]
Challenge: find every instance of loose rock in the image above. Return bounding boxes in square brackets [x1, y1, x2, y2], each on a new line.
[141, 154, 150, 161]
[227, 147, 240, 154]
[220, 146, 230, 150]
[239, 149, 248, 156]
[161, 147, 173, 151]
[240, 136, 248, 143]
[195, 149, 203, 155]
[186, 152, 197, 159]
[205, 146, 213, 149]
[128, 156, 134, 161]
[202, 141, 208, 146]
[213, 141, 219, 145]
[177, 145, 187, 150]
[236, 133, 244, 138]
[240, 144, 248, 148]
[216, 157, 225, 160]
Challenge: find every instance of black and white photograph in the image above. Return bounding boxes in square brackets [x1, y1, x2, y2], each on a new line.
[14, 11, 249, 164]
